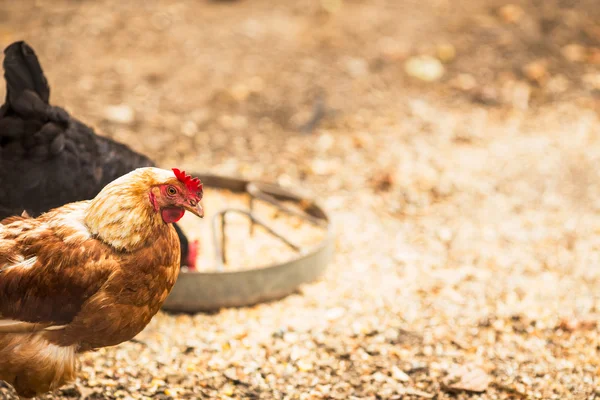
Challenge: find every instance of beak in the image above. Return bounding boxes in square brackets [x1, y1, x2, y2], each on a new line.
[185, 200, 204, 218]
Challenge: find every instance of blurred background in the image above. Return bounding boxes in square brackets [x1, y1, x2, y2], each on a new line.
[1, 0, 600, 398]
[2, 0, 599, 173]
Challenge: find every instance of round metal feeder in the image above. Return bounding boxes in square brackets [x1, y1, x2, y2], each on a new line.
[161, 173, 334, 313]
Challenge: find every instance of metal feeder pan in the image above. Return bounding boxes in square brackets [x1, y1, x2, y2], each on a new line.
[161, 173, 334, 313]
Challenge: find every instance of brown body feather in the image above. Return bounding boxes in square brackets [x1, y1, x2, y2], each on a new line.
[0, 168, 189, 398]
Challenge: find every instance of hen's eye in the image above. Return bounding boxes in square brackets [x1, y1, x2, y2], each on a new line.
[167, 186, 177, 196]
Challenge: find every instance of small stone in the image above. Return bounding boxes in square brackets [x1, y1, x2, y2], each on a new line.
[345, 57, 369, 78]
[437, 228, 453, 243]
[317, 133, 335, 151]
[351, 321, 367, 335]
[181, 120, 198, 137]
[230, 83, 251, 102]
[325, 307, 345, 321]
[498, 4, 524, 24]
[283, 332, 299, 343]
[277, 173, 294, 187]
[185, 363, 196, 372]
[450, 74, 477, 91]
[290, 346, 304, 362]
[391, 366, 410, 382]
[442, 365, 491, 393]
[371, 371, 387, 383]
[297, 360, 313, 372]
[561, 43, 586, 63]
[311, 159, 335, 175]
[450, 74, 477, 92]
[103, 105, 135, 125]
[150, 378, 166, 387]
[221, 384, 235, 396]
[436, 43, 456, 63]
[404, 55, 445, 82]
[522, 60, 547, 84]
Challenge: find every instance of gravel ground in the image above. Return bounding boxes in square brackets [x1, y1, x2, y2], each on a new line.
[1, 0, 600, 399]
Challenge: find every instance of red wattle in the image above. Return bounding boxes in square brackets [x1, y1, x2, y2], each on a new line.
[161, 207, 185, 223]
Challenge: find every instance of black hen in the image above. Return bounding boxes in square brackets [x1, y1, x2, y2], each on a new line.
[0, 41, 196, 268]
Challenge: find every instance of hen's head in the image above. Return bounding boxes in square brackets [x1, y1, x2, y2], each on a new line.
[148, 168, 204, 223]
[85, 167, 204, 251]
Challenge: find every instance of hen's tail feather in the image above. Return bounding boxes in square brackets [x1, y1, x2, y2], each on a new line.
[4, 41, 49, 104]
[2, 41, 68, 123]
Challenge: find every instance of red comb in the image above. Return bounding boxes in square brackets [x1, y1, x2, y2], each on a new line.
[172, 168, 203, 196]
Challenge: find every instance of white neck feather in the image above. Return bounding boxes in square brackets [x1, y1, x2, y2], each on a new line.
[83, 168, 172, 251]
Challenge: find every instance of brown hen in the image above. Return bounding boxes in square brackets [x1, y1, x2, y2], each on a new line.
[0, 167, 204, 398]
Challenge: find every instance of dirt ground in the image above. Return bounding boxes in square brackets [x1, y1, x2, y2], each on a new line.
[1, 0, 600, 399]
